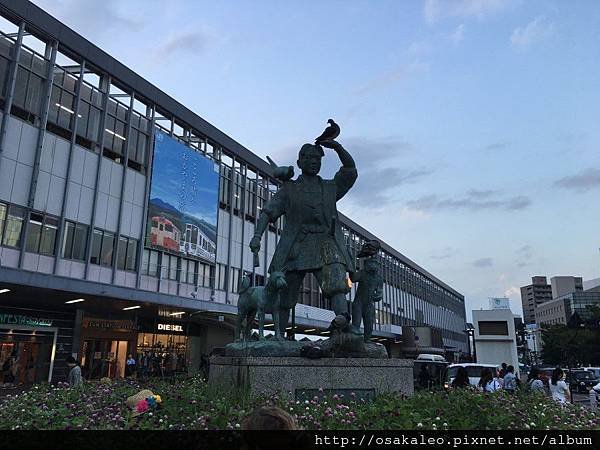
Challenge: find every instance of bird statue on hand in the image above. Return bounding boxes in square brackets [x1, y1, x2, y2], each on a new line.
[315, 119, 340, 144]
[266, 155, 294, 182]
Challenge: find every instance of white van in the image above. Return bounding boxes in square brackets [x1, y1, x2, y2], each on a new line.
[445, 363, 500, 388]
[416, 354, 446, 363]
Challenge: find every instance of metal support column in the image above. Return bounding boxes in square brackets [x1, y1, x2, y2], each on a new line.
[111, 92, 135, 284]
[135, 105, 155, 289]
[84, 74, 111, 279]
[27, 40, 57, 208]
[53, 60, 85, 274]
[19, 40, 57, 268]
[0, 21, 24, 157]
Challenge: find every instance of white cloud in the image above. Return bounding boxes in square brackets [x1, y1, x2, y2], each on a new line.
[510, 16, 555, 49]
[504, 286, 520, 298]
[450, 24, 465, 44]
[424, 0, 508, 24]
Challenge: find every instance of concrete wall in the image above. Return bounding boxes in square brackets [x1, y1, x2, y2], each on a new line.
[473, 309, 519, 375]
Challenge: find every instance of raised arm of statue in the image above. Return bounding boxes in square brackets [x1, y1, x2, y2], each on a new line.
[249, 187, 287, 254]
[320, 140, 358, 200]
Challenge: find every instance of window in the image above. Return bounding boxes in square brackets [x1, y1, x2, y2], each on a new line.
[168, 255, 178, 280]
[2, 205, 26, 248]
[116, 236, 138, 271]
[90, 228, 115, 267]
[25, 212, 59, 255]
[478, 321, 509, 336]
[149, 250, 159, 277]
[90, 228, 102, 264]
[0, 202, 6, 243]
[100, 232, 114, 266]
[229, 267, 240, 293]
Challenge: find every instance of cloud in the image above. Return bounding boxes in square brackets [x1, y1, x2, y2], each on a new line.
[406, 190, 531, 213]
[354, 61, 429, 95]
[510, 16, 555, 49]
[348, 167, 435, 206]
[484, 142, 509, 151]
[272, 135, 433, 209]
[32, 0, 145, 35]
[429, 246, 458, 260]
[449, 24, 465, 45]
[473, 257, 493, 268]
[154, 30, 211, 61]
[554, 168, 600, 192]
[342, 136, 434, 207]
[516, 244, 533, 267]
[424, 0, 509, 24]
[504, 286, 520, 297]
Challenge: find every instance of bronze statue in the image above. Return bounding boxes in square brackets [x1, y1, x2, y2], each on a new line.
[351, 241, 383, 342]
[235, 270, 288, 342]
[250, 136, 357, 337]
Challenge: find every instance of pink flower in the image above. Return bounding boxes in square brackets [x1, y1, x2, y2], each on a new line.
[136, 399, 149, 413]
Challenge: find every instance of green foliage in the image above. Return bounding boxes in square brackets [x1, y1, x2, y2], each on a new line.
[541, 324, 600, 366]
[0, 377, 597, 430]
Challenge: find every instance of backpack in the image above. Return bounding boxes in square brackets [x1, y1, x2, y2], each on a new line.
[504, 373, 517, 391]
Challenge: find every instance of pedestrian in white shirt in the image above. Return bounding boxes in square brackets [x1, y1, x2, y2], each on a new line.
[549, 367, 570, 404]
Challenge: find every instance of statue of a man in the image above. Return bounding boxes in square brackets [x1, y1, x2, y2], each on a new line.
[250, 140, 357, 335]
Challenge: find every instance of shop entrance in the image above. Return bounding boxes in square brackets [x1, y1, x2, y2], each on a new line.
[0, 331, 54, 386]
[81, 339, 128, 379]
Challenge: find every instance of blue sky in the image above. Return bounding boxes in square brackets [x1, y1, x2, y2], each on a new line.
[31, 0, 600, 320]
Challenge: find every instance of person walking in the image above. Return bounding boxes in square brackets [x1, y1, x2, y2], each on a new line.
[478, 368, 501, 392]
[503, 365, 518, 393]
[527, 367, 546, 394]
[139, 351, 151, 381]
[451, 366, 470, 389]
[498, 362, 507, 378]
[549, 367, 570, 404]
[125, 354, 136, 378]
[66, 356, 82, 388]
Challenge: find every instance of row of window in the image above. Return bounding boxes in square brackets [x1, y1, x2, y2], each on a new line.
[141, 249, 214, 287]
[0, 36, 151, 173]
[0, 201, 140, 271]
[89, 228, 138, 271]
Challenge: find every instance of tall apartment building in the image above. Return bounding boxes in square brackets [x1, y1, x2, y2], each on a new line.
[550, 276, 583, 299]
[520, 276, 552, 325]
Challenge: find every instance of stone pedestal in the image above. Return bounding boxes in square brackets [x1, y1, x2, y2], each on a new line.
[209, 356, 414, 400]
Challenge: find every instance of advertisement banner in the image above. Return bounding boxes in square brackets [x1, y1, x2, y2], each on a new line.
[147, 131, 219, 263]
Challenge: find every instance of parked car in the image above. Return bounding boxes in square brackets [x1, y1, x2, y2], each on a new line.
[413, 360, 449, 390]
[445, 363, 500, 389]
[566, 369, 599, 393]
[416, 354, 447, 362]
[581, 367, 600, 380]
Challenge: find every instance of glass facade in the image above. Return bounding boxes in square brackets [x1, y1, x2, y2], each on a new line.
[0, 5, 466, 351]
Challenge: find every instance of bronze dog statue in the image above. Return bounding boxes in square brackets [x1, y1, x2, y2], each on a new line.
[235, 271, 288, 342]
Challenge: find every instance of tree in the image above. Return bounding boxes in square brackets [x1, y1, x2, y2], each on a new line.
[540, 316, 600, 366]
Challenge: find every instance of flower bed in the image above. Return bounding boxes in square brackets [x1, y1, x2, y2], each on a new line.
[0, 376, 597, 430]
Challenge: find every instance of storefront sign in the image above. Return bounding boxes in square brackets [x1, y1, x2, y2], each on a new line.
[0, 313, 52, 327]
[157, 323, 184, 332]
[84, 319, 138, 331]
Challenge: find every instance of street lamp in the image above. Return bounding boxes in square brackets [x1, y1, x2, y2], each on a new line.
[463, 324, 475, 362]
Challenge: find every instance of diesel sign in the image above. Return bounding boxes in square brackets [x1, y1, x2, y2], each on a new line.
[157, 323, 183, 332]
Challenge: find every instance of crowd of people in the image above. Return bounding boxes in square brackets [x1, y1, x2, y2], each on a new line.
[450, 362, 600, 405]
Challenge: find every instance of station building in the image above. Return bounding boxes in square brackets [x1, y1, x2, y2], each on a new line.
[0, 0, 467, 383]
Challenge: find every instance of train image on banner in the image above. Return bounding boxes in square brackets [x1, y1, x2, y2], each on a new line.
[180, 223, 216, 262]
[150, 216, 181, 253]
